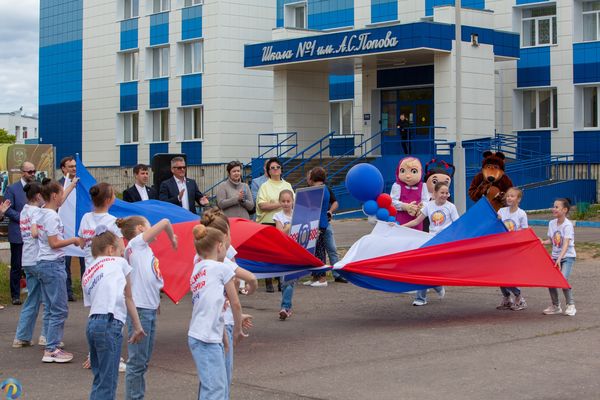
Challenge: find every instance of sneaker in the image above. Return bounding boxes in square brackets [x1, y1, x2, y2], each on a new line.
[12, 339, 32, 348]
[564, 304, 577, 316]
[543, 304, 562, 315]
[334, 276, 348, 283]
[310, 280, 328, 287]
[119, 358, 127, 372]
[511, 297, 528, 311]
[279, 309, 288, 321]
[12, 298, 22, 306]
[496, 297, 513, 310]
[412, 299, 427, 306]
[42, 349, 73, 363]
[437, 287, 446, 300]
[38, 336, 64, 348]
[302, 280, 315, 286]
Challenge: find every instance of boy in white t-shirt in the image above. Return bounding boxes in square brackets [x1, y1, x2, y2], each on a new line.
[496, 187, 529, 311]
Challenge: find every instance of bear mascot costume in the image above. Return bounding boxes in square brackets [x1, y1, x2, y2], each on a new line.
[391, 157, 430, 230]
[468, 151, 513, 211]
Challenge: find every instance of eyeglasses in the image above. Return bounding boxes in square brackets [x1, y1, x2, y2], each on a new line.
[22, 170, 36, 174]
[173, 166, 187, 170]
[269, 165, 281, 170]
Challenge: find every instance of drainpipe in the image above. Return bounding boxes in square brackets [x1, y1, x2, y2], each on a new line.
[453, 0, 467, 213]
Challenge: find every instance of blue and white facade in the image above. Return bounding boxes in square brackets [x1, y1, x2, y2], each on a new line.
[39, 1, 600, 166]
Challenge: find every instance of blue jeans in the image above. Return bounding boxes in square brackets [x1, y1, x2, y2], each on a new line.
[87, 314, 124, 400]
[37, 258, 68, 351]
[549, 257, 575, 306]
[415, 286, 444, 303]
[500, 287, 521, 297]
[15, 264, 49, 342]
[224, 325, 234, 400]
[125, 308, 157, 400]
[188, 336, 227, 400]
[323, 224, 340, 277]
[280, 279, 296, 310]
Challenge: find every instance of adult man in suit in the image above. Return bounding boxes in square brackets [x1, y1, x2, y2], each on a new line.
[159, 156, 208, 214]
[4, 161, 36, 305]
[123, 163, 158, 202]
[58, 156, 85, 302]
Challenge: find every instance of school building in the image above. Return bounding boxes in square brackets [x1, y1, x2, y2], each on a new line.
[39, 0, 599, 207]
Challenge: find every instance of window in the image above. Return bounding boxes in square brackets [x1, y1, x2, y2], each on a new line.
[153, 0, 170, 13]
[284, 2, 307, 29]
[184, 0, 202, 6]
[123, 52, 138, 81]
[183, 41, 202, 74]
[23, 127, 28, 139]
[522, 6, 557, 47]
[183, 107, 203, 140]
[330, 101, 353, 135]
[522, 88, 557, 129]
[583, 1, 600, 42]
[124, 0, 139, 19]
[123, 113, 139, 143]
[584, 86, 599, 127]
[151, 47, 169, 78]
[152, 109, 169, 141]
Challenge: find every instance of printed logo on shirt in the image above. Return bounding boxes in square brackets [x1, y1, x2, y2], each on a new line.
[190, 268, 207, 304]
[503, 219, 516, 232]
[152, 257, 162, 280]
[552, 231, 563, 247]
[430, 210, 446, 226]
[82, 258, 110, 296]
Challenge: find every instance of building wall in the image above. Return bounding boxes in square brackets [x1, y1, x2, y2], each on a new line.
[0, 112, 39, 143]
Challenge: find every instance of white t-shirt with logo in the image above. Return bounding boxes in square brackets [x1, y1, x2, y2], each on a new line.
[78, 212, 123, 268]
[498, 207, 528, 232]
[36, 208, 66, 261]
[82, 256, 132, 324]
[547, 218, 576, 259]
[20, 204, 41, 266]
[125, 233, 164, 310]
[188, 259, 235, 343]
[273, 211, 292, 227]
[420, 200, 459, 235]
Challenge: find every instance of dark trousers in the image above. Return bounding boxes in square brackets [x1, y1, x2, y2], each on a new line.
[312, 228, 327, 279]
[10, 243, 23, 300]
[65, 256, 86, 297]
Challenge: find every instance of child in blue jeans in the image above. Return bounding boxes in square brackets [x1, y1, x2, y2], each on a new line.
[274, 190, 296, 320]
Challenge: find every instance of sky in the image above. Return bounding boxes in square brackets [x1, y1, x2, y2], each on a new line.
[0, 0, 39, 115]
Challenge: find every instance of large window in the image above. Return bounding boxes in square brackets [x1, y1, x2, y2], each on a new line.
[330, 101, 353, 135]
[123, 113, 139, 143]
[150, 46, 169, 78]
[122, 52, 138, 81]
[151, 109, 169, 141]
[583, 1, 600, 41]
[124, 0, 139, 19]
[153, 0, 170, 13]
[522, 6, 557, 47]
[184, 0, 202, 6]
[183, 41, 203, 74]
[584, 86, 599, 127]
[284, 2, 307, 29]
[522, 88, 557, 129]
[182, 107, 203, 140]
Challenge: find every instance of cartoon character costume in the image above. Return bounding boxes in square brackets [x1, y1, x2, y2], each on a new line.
[468, 151, 513, 211]
[391, 157, 429, 230]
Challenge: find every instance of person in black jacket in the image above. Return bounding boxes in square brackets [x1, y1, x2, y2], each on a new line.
[159, 156, 208, 214]
[396, 113, 411, 154]
[123, 164, 158, 202]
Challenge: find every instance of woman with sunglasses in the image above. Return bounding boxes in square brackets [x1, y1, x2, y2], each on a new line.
[255, 157, 294, 292]
[216, 161, 254, 219]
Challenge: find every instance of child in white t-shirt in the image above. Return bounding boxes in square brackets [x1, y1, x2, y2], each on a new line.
[403, 182, 459, 306]
[540, 198, 577, 316]
[82, 226, 145, 399]
[189, 224, 248, 400]
[116, 216, 177, 400]
[496, 187, 529, 311]
[273, 190, 295, 320]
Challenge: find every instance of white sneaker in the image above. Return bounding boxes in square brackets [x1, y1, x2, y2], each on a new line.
[412, 299, 427, 306]
[543, 304, 562, 315]
[564, 304, 577, 316]
[310, 280, 328, 287]
[437, 287, 445, 300]
[302, 280, 315, 286]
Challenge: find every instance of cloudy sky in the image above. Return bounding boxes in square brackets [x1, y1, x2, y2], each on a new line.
[0, 0, 39, 115]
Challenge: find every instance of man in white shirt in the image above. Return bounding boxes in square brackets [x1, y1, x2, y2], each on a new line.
[158, 156, 208, 214]
[123, 164, 158, 202]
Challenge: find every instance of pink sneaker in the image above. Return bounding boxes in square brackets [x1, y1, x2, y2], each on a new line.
[42, 349, 73, 363]
[278, 309, 292, 320]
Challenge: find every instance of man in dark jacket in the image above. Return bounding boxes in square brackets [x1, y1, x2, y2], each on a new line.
[159, 156, 208, 214]
[123, 164, 158, 202]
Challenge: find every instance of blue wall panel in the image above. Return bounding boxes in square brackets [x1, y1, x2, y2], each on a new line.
[518, 130, 551, 157]
[120, 82, 138, 112]
[182, 74, 202, 106]
[521, 180, 597, 210]
[120, 144, 138, 167]
[181, 141, 202, 165]
[120, 19, 138, 50]
[150, 142, 169, 160]
[377, 65, 434, 88]
[426, 0, 485, 17]
[573, 42, 600, 84]
[150, 78, 169, 109]
[308, 0, 354, 30]
[574, 131, 600, 162]
[517, 47, 551, 88]
[329, 74, 354, 100]
[516, 0, 549, 4]
[371, 0, 397, 24]
[182, 5, 202, 40]
[150, 12, 169, 46]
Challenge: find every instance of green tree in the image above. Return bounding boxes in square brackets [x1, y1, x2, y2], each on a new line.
[0, 129, 16, 144]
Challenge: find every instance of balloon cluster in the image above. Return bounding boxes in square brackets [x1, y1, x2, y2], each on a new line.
[345, 163, 397, 222]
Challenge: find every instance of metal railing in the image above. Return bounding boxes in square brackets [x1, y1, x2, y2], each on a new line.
[257, 132, 298, 160]
[281, 131, 336, 180]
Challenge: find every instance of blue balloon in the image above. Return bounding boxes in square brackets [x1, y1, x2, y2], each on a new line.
[345, 163, 384, 202]
[363, 200, 378, 216]
[376, 208, 390, 221]
[388, 216, 396, 223]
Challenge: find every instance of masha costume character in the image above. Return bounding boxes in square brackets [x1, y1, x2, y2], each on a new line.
[390, 157, 429, 230]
